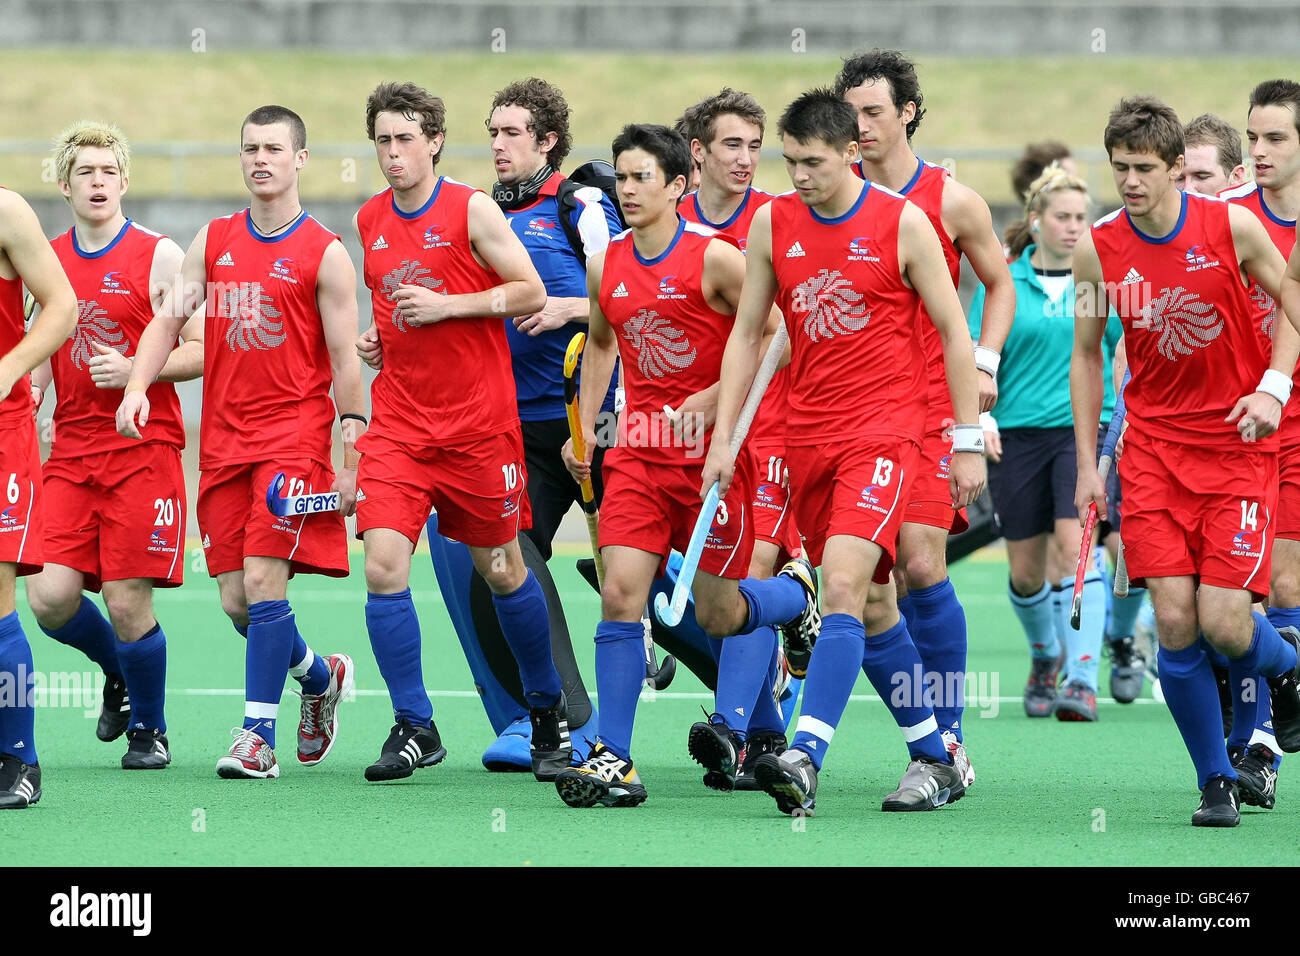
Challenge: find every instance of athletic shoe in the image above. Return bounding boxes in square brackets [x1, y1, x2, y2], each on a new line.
[1232, 743, 1279, 810]
[882, 755, 964, 811]
[735, 730, 787, 792]
[0, 755, 41, 809]
[97, 673, 130, 742]
[555, 743, 647, 808]
[754, 748, 817, 816]
[482, 715, 534, 773]
[1107, 636, 1144, 704]
[941, 730, 975, 789]
[1054, 679, 1098, 722]
[216, 727, 279, 779]
[1023, 654, 1061, 717]
[687, 717, 745, 791]
[1212, 661, 1233, 738]
[295, 653, 354, 766]
[121, 729, 171, 771]
[772, 644, 793, 705]
[1266, 627, 1300, 752]
[778, 557, 820, 678]
[1191, 775, 1239, 828]
[364, 719, 447, 782]
[528, 693, 573, 782]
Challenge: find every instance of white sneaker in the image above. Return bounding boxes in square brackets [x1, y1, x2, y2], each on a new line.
[216, 727, 280, 779]
[941, 731, 975, 789]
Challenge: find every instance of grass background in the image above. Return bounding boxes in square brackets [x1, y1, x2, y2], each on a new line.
[6, 547, 1292, 867]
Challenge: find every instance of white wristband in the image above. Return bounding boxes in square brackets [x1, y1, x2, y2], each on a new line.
[1258, 369, 1292, 407]
[952, 424, 985, 454]
[979, 411, 998, 433]
[974, 346, 1000, 379]
[615, 386, 627, 414]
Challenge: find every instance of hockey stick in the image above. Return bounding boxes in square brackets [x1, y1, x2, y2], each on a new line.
[1070, 386, 1126, 629]
[564, 332, 676, 690]
[265, 472, 339, 517]
[655, 324, 789, 627]
[1110, 371, 1131, 598]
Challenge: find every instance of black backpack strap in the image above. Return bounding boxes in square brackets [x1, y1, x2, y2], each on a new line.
[555, 178, 588, 262]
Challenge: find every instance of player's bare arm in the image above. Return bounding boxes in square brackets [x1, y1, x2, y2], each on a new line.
[318, 239, 365, 516]
[116, 224, 208, 438]
[352, 212, 383, 370]
[1069, 228, 1108, 523]
[944, 179, 1015, 412]
[0, 190, 77, 400]
[393, 191, 545, 327]
[899, 201, 986, 508]
[514, 295, 589, 336]
[1283, 239, 1300, 355]
[562, 250, 618, 486]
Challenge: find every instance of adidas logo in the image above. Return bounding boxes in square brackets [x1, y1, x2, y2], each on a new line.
[370, 235, 389, 251]
[734, 706, 745, 716]
[786, 241, 806, 258]
[215, 252, 235, 267]
[806, 740, 816, 749]
[1121, 267, 1143, 285]
[202, 534, 211, 549]
[13, 740, 24, 749]
[612, 282, 628, 298]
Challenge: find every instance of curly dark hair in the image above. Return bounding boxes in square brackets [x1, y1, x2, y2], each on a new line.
[488, 77, 573, 170]
[833, 49, 926, 141]
[365, 82, 446, 165]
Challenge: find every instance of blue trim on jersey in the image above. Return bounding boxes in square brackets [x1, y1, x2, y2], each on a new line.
[1259, 191, 1298, 229]
[810, 182, 869, 225]
[633, 216, 686, 266]
[898, 157, 925, 196]
[71, 218, 133, 259]
[1125, 192, 1187, 245]
[691, 188, 752, 231]
[391, 177, 443, 220]
[243, 209, 309, 244]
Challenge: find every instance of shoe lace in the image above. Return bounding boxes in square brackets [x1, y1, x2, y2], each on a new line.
[295, 690, 322, 737]
[229, 727, 265, 761]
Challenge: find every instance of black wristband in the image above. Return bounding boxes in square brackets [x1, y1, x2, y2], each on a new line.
[339, 413, 368, 426]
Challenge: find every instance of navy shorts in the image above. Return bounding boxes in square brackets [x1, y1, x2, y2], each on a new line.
[988, 424, 1122, 541]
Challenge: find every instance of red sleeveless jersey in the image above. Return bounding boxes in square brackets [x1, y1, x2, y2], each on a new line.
[201, 209, 339, 469]
[598, 218, 737, 464]
[769, 182, 928, 445]
[1092, 191, 1271, 450]
[49, 220, 185, 458]
[0, 187, 33, 423]
[357, 178, 518, 445]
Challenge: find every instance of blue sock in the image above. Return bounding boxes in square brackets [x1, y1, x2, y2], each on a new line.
[0, 613, 37, 763]
[1010, 581, 1059, 659]
[736, 575, 808, 634]
[1158, 643, 1235, 788]
[860, 616, 949, 763]
[287, 628, 329, 696]
[792, 613, 864, 769]
[116, 624, 167, 733]
[593, 620, 645, 760]
[365, 589, 432, 727]
[1236, 611, 1300, 677]
[1062, 566, 1105, 691]
[748, 641, 786, 735]
[1203, 639, 1229, 669]
[898, 593, 919, 641]
[1051, 584, 1068, 653]
[1266, 605, 1300, 632]
[243, 600, 296, 749]
[234, 623, 248, 638]
[492, 571, 561, 708]
[907, 578, 967, 740]
[1107, 586, 1148, 641]
[40, 597, 121, 676]
[715, 625, 777, 735]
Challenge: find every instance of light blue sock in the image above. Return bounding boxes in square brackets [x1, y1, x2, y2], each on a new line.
[1063, 560, 1106, 690]
[1107, 586, 1148, 641]
[1010, 580, 1058, 659]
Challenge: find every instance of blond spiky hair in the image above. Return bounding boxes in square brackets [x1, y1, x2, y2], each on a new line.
[51, 121, 131, 188]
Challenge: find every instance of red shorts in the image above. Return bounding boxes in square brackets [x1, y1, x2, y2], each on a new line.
[903, 415, 969, 534]
[750, 441, 801, 559]
[0, 414, 44, 576]
[788, 436, 920, 582]
[1276, 441, 1300, 541]
[198, 458, 348, 578]
[43, 444, 186, 590]
[598, 446, 756, 580]
[1120, 433, 1277, 601]
[355, 429, 532, 548]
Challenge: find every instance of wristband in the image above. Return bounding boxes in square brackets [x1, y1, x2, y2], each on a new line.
[615, 387, 627, 415]
[1257, 369, 1292, 407]
[973, 346, 1000, 379]
[979, 411, 998, 433]
[339, 413, 368, 426]
[952, 424, 985, 454]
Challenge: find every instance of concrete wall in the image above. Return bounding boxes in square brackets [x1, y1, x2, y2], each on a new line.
[4, 0, 1299, 55]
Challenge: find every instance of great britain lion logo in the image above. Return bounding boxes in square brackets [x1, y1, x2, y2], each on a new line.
[1137, 285, 1224, 361]
[791, 269, 870, 343]
[222, 284, 286, 352]
[381, 259, 444, 331]
[621, 309, 696, 379]
[69, 299, 128, 369]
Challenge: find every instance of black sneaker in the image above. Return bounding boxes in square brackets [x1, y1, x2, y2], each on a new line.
[97, 674, 130, 742]
[1024, 654, 1061, 717]
[0, 754, 41, 809]
[687, 717, 745, 791]
[528, 693, 572, 782]
[735, 730, 787, 791]
[1232, 743, 1279, 810]
[777, 557, 820, 678]
[1192, 775, 1240, 827]
[1266, 627, 1300, 752]
[555, 743, 647, 808]
[754, 748, 817, 816]
[121, 729, 171, 770]
[1212, 661, 1233, 738]
[1107, 636, 1144, 704]
[364, 720, 447, 782]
